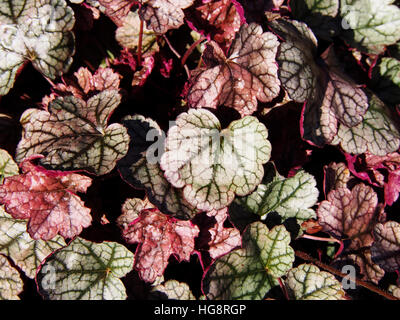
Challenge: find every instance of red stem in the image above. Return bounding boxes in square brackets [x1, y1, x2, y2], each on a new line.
[181, 37, 206, 66]
[301, 234, 344, 259]
[278, 277, 289, 300]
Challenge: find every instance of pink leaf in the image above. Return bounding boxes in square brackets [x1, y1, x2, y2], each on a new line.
[0, 157, 92, 240]
[187, 23, 280, 117]
[122, 208, 200, 282]
[206, 208, 241, 259]
[97, 0, 136, 27]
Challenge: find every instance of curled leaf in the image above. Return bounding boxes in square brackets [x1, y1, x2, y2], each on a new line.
[0, 158, 92, 240]
[160, 109, 271, 211]
[37, 237, 134, 300]
[187, 23, 280, 117]
[122, 208, 200, 282]
[16, 90, 129, 175]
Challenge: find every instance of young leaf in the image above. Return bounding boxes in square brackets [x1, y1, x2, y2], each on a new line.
[0, 149, 19, 183]
[151, 280, 196, 300]
[0, 255, 23, 300]
[187, 23, 280, 117]
[289, 0, 340, 40]
[116, 11, 159, 54]
[139, 0, 194, 34]
[285, 264, 346, 300]
[0, 0, 75, 95]
[202, 222, 294, 300]
[206, 208, 241, 259]
[317, 183, 378, 249]
[36, 237, 134, 300]
[323, 162, 351, 196]
[16, 90, 129, 175]
[0, 207, 66, 278]
[332, 94, 400, 156]
[371, 221, 400, 272]
[117, 197, 155, 230]
[122, 208, 200, 283]
[340, 0, 400, 54]
[0, 158, 92, 240]
[160, 109, 271, 211]
[118, 115, 199, 219]
[389, 285, 400, 298]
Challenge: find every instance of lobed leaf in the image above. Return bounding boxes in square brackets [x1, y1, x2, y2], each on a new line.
[160, 109, 271, 211]
[122, 208, 200, 283]
[37, 237, 134, 300]
[0, 158, 92, 240]
[0, 207, 65, 278]
[16, 90, 129, 175]
[202, 222, 294, 299]
[117, 197, 155, 230]
[0, 255, 23, 300]
[285, 264, 346, 300]
[187, 23, 280, 117]
[151, 280, 196, 300]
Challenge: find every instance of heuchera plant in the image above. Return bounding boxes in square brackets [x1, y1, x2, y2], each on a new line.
[1, 0, 400, 301]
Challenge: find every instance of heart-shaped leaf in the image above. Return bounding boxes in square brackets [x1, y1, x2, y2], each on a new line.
[160, 108, 271, 211]
[16, 90, 129, 175]
[0, 255, 23, 300]
[36, 237, 134, 300]
[371, 221, 400, 272]
[332, 94, 400, 156]
[118, 114, 199, 219]
[122, 208, 200, 283]
[187, 23, 280, 117]
[97, 0, 135, 26]
[0, 157, 92, 240]
[151, 280, 196, 300]
[285, 264, 346, 300]
[139, 0, 194, 34]
[323, 162, 351, 196]
[0, 207, 65, 278]
[0, 0, 76, 95]
[202, 222, 294, 300]
[340, 0, 400, 54]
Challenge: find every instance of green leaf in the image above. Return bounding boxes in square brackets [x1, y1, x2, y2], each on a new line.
[0, 255, 23, 300]
[118, 115, 198, 220]
[340, 0, 400, 54]
[290, 0, 340, 40]
[372, 57, 400, 105]
[0, 207, 66, 278]
[285, 264, 346, 300]
[0, 148, 18, 183]
[37, 237, 134, 300]
[235, 170, 318, 222]
[151, 280, 196, 300]
[0, 0, 75, 95]
[16, 90, 129, 175]
[332, 94, 400, 156]
[202, 222, 294, 299]
[160, 109, 271, 211]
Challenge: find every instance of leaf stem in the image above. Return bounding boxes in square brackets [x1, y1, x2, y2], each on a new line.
[301, 234, 344, 258]
[278, 277, 289, 300]
[181, 37, 206, 66]
[295, 250, 399, 300]
[163, 35, 190, 78]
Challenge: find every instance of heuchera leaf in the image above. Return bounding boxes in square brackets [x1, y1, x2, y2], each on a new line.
[234, 170, 318, 222]
[331, 94, 400, 156]
[202, 222, 294, 300]
[289, 0, 340, 40]
[0, 255, 23, 300]
[16, 90, 129, 175]
[97, 0, 135, 26]
[116, 11, 159, 54]
[0, 158, 92, 240]
[139, 0, 194, 34]
[206, 208, 241, 259]
[0, 0, 75, 95]
[187, 23, 280, 117]
[239, 0, 283, 23]
[371, 57, 400, 105]
[323, 162, 351, 197]
[0, 207, 66, 278]
[122, 208, 200, 282]
[389, 285, 400, 298]
[371, 221, 400, 272]
[341, 251, 385, 284]
[0, 149, 19, 183]
[160, 108, 271, 211]
[317, 183, 378, 249]
[118, 114, 199, 219]
[340, 0, 400, 54]
[185, 0, 242, 52]
[117, 197, 155, 230]
[36, 237, 134, 300]
[151, 280, 196, 300]
[285, 264, 346, 300]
